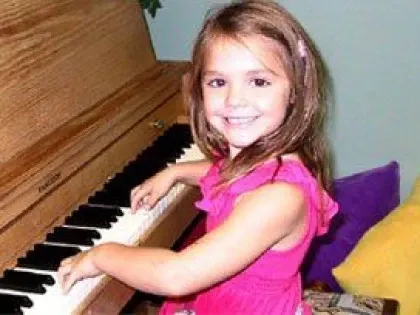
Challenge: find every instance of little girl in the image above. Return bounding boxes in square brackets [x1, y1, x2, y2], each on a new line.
[58, 1, 338, 314]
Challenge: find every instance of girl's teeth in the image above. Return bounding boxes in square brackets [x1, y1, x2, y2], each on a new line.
[226, 117, 255, 125]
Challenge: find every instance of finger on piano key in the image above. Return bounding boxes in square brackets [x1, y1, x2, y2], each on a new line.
[0, 269, 105, 315]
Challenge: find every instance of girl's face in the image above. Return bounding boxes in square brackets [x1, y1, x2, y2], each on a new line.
[201, 36, 291, 158]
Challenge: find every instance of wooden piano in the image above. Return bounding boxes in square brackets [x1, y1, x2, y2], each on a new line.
[0, 1, 201, 314]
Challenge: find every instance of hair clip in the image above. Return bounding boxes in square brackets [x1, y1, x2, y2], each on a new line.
[297, 39, 306, 58]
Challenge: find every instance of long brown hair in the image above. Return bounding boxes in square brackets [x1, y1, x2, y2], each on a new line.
[186, 0, 333, 193]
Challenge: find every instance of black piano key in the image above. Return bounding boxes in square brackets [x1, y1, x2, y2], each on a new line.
[64, 214, 113, 229]
[46, 226, 100, 246]
[70, 208, 119, 222]
[0, 292, 33, 310]
[152, 135, 186, 153]
[112, 168, 143, 183]
[142, 145, 179, 162]
[64, 206, 118, 228]
[97, 166, 166, 207]
[69, 205, 122, 223]
[89, 187, 131, 207]
[88, 190, 119, 206]
[0, 301, 23, 314]
[95, 181, 147, 207]
[105, 185, 137, 199]
[0, 305, 23, 314]
[157, 125, 192, 149]
[97, 174, 141, 203]
[88, 190, 124, 207]
[103, 180, 131, 194]
[138, 143, 176, 160]
[126, 157, 167, 179]
[17, 244, 81, 271]
[90, 192, 127, 207]
[5, 269, 55, 286]
[0, 269, 54, 294]
[154, 138, 185, 153]
[76, 204, 123, 217]
[94, 190, 130, 207]
[68, 212, 117, 224]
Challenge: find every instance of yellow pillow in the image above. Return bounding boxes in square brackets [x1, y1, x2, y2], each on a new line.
[333, 176, 420, 315]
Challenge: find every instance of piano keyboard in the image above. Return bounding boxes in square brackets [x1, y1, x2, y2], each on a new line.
[0, 124, 204, 315]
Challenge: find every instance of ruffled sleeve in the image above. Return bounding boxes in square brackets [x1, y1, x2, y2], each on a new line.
[194, 161, 222, 214]
[272, 161, 339, 237]
[265, 160, 339, 237]
[228, 159, 339, 237]
[316, 191, 339, 236]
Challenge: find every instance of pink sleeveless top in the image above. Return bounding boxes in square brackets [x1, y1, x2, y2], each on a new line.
[161, 159, 338, 315]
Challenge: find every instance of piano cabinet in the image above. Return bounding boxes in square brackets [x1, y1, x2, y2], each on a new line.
[0, 0, 200, 314]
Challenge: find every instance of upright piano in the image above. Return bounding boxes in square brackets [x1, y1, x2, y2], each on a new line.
[0, 1, 202, 314]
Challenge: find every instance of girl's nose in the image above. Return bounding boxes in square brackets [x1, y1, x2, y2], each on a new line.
[226, 83, 245, 106]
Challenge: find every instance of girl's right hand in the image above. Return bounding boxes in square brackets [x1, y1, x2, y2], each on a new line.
[130, 166, 177, 213]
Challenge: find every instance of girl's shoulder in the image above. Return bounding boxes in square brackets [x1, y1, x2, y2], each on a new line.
[198, 158, 314, 196]
[231, 159, 338, 236]
[229, 158, 314, 195]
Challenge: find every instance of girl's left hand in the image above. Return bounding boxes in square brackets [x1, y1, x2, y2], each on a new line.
[57, 248, 102, 294]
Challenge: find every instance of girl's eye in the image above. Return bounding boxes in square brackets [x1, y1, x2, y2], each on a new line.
[207, 78, 226, 88]
[251, 78, 270, 87]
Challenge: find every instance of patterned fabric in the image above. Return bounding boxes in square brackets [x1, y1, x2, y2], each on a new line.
[303, 290, 396, 315]
[160, 159, 338, 315]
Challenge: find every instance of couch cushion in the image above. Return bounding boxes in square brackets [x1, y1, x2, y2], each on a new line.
[302, 161, 400, 292]
[333, 175, 420, 315]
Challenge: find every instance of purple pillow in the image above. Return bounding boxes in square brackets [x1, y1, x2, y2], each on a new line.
[302, 161, 400, 292]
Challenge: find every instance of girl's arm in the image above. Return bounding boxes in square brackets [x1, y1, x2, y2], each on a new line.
[59, 181, 306, 296]
[171, 159, 212, 186]
[130, 159, 211, 211]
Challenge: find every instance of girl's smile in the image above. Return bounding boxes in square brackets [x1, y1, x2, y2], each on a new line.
[222, 113, 261, 128]
[201, 36, 291, 158]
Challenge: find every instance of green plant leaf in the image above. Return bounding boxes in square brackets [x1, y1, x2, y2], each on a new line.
[139, 0, 151, 8]
[139, 0, 162, 18]
[149, 1, 162, 18]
